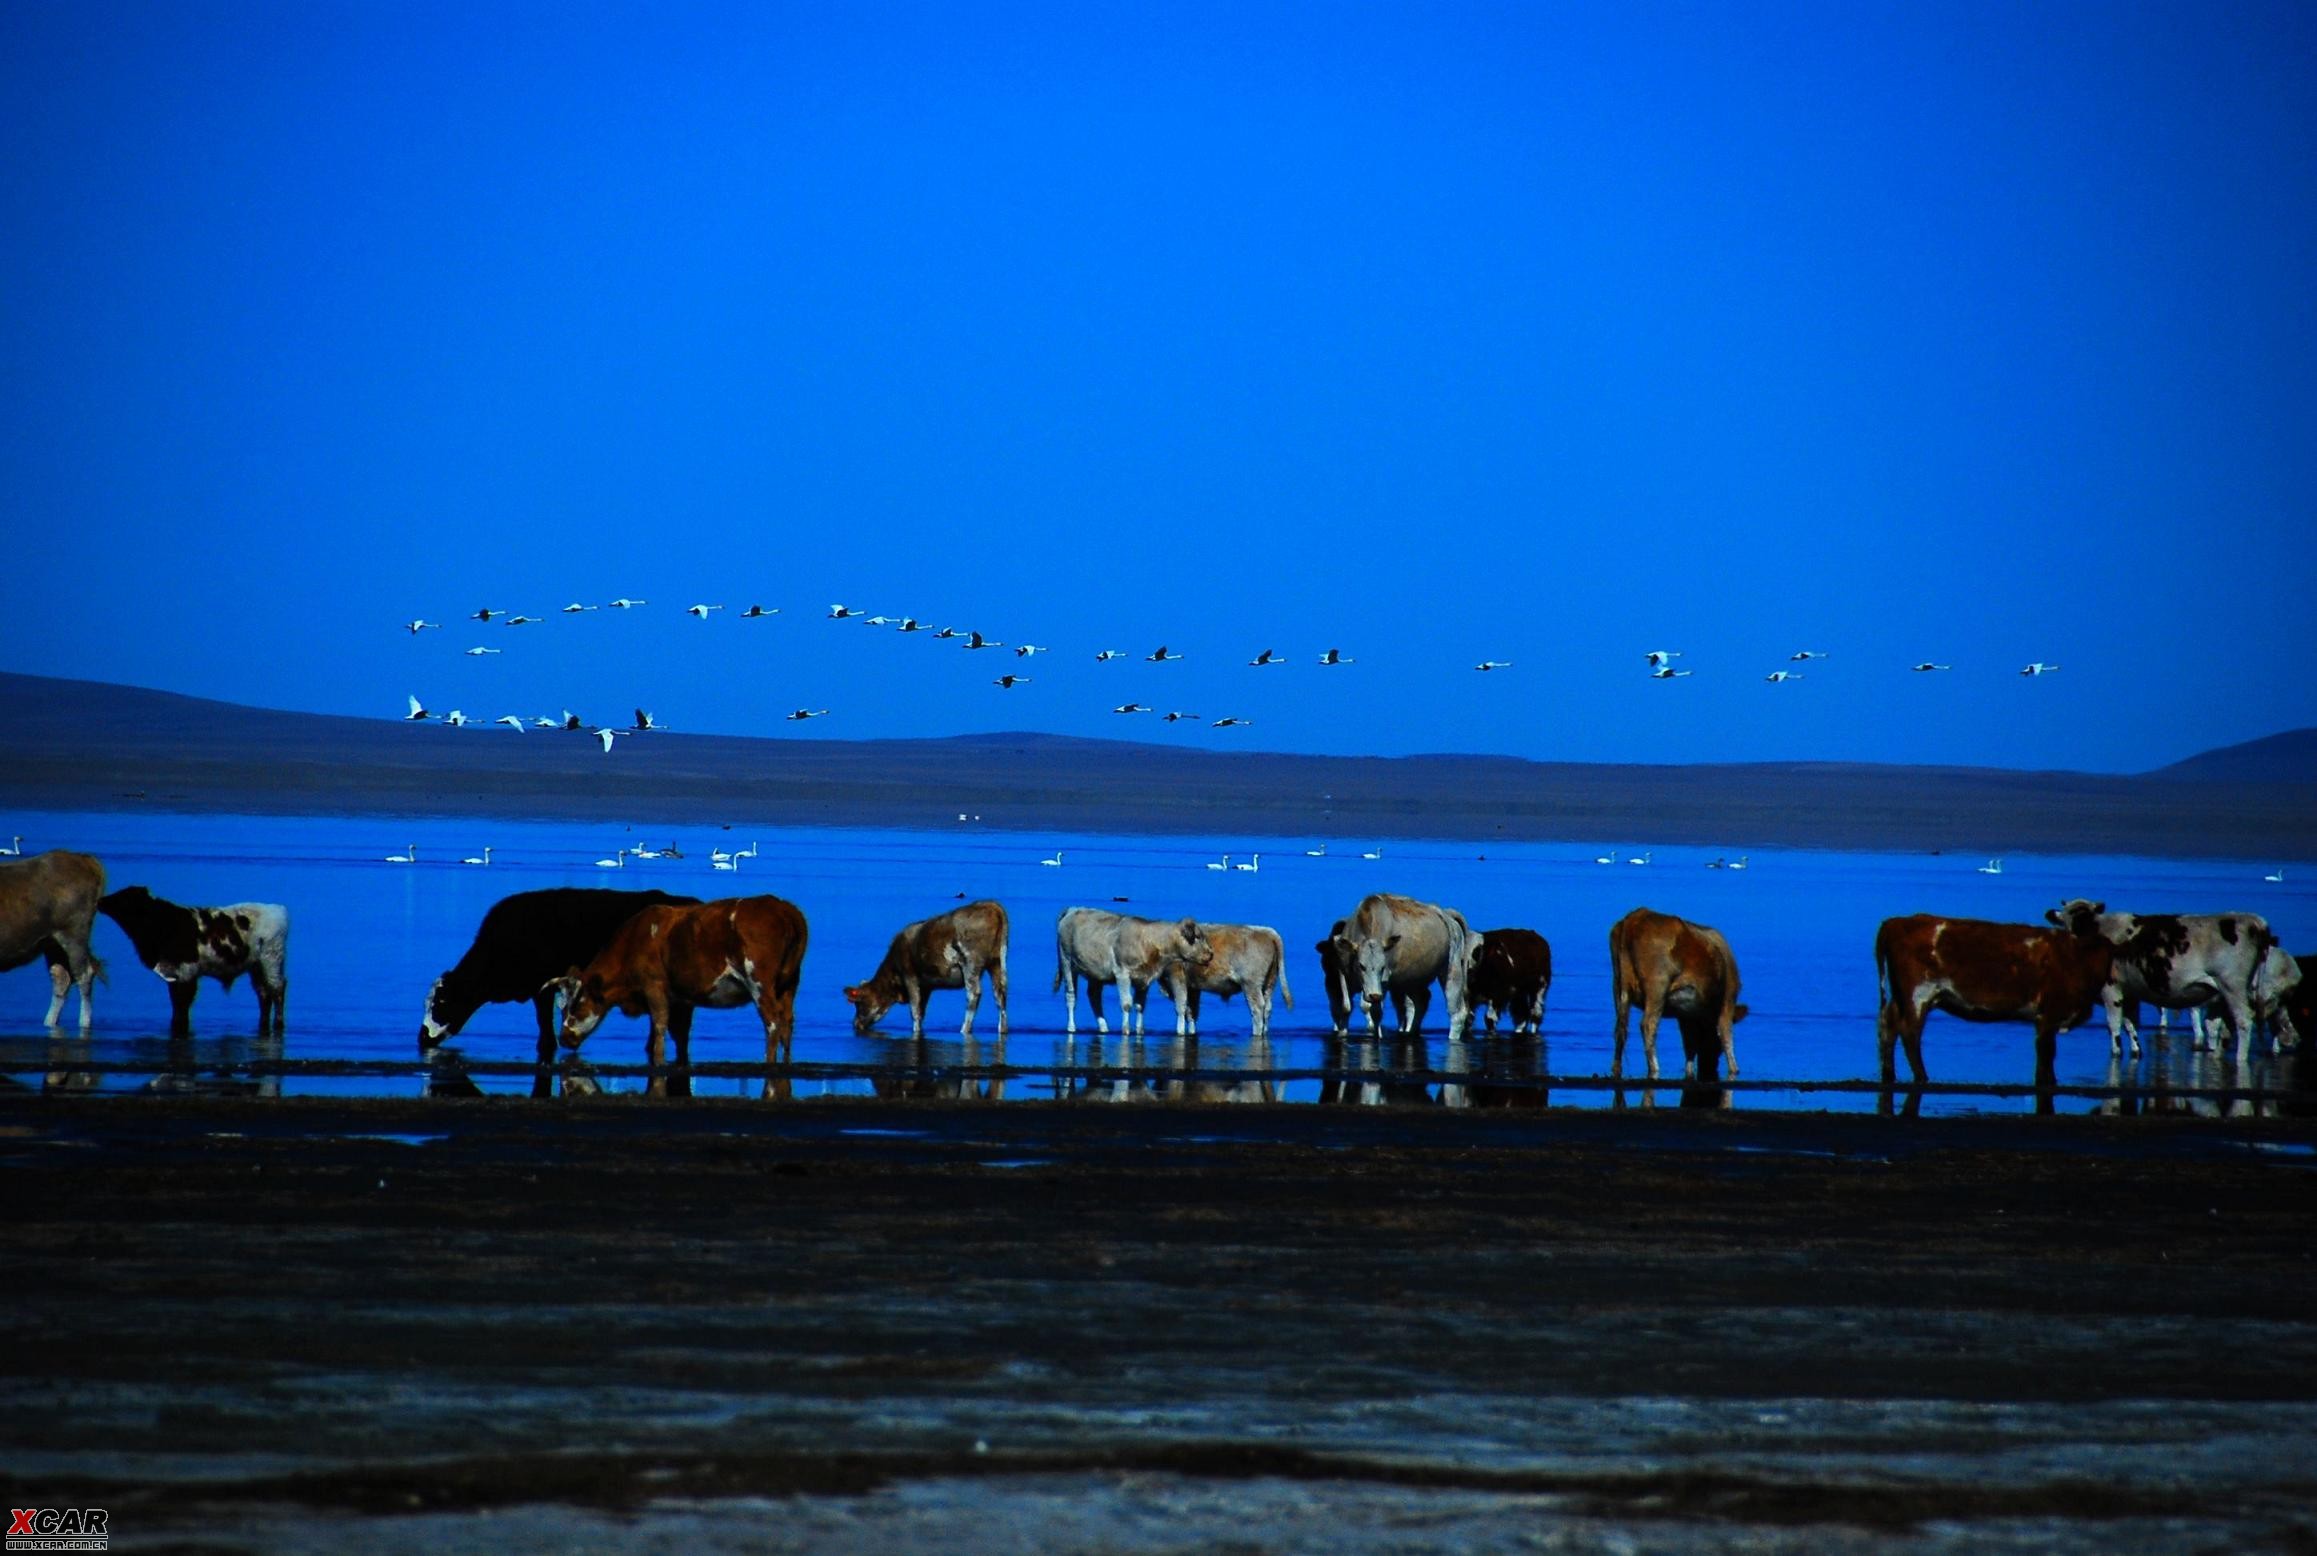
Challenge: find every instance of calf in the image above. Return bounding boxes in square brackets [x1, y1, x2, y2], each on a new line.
[1875, 914, 2113, 1087]
[98, 886, 287, 1035]
[1468, 927, 1552, 1035]
[1609, 908, 1745, 1080]
[419, 888, 701, 1090]
[1157, 921, 1293, 1039]
[845, 899, 1011, 1038]
[1053, 908, 1213, 1036]
[561, 895, 809, 1096]
[1, 851, 106, 1031]
[2046, 898, 2299, 1063]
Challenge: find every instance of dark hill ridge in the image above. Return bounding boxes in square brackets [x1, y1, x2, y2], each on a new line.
[2, 671, 2311, 858]
[2154, 726, 2317, 784]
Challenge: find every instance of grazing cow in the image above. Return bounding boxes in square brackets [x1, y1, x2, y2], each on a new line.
[1609, 908, 1745, 1080]
[1874, 914, 2113, 1087]
[1332, 893, 1480, 1040]
[419, 888, 701, 1089]
[98, 886, 288, 1035]
[1, 851, 106, 1031]
[1157, 921, 1293, 1039]
[845, 899, 1011, 1038]
[2046, 899, 2301, 1063]
[1052, 908, 1213, 1036]
[561, 895, 809, 1096]
[1468, 927, 1552, 1035]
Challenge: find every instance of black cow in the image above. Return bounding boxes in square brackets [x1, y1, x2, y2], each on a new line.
[419, 888, 700, 1091]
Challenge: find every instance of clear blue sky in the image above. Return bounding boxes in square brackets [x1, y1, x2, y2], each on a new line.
[4, 2, 2311, 771]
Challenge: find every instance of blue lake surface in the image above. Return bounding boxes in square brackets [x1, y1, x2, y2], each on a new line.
[4, 808, 2309, 1114]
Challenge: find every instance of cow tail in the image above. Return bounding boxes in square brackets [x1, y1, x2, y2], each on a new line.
[90, 954, 110, 987]
[1275, 961, 1293, 1011]
[1053, 922, 1067, 995]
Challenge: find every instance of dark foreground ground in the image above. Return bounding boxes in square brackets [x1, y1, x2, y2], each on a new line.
[6, 1096, 2317, 1554]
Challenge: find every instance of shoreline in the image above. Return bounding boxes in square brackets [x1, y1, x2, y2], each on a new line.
[8, 669, 2315, 858]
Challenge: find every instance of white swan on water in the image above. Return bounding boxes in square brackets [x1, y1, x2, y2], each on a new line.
[385, 844, 417, 864]
[596, 849, 625, 869]
[1207, 855, 1230, 871]
[1234, 854, 1260, 873]
[1040, 850, 1064, 867]
[462, 847, 492, 866]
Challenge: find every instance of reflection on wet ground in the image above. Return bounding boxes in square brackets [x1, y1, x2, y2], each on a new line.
[8, 1022, 2312, 1122]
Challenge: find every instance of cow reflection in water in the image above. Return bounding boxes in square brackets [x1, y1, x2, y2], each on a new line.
[2094, 1046, 2302, 1121]
[1056, 1027, 1283, 1104]
[870, 1034, 1009, 1102]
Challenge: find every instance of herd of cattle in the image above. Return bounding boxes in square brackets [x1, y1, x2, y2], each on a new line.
[2, 846, 2308, 1098]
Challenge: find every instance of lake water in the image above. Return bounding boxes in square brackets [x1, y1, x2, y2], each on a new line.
[4, 808, 2309, 1114]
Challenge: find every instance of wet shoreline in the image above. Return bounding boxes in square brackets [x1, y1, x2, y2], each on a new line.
[7, 1096, 2316, 1549]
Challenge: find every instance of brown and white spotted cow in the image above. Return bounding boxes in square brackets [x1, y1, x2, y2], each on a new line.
[1467, 927, 1552, 1035]
[1052, 907, 1213, 1037]
[2046, 899, 2301, 1064]
[560, 895, 809, 1096]
[1609, 908, 1744, 1080]
[1156, 920, 1293, 1040]
[1874, 913, 2113, 1087]
[845, 899, 1010, 1038]
[99, 886, 288, 1035]
[1, 851, 106, 1031]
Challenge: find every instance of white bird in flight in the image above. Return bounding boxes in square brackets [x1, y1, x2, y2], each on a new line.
[1162, 711, 1201, 723]
[595, 728, 621, 753]
[686, 604, 724, 619]
[1113, 703, 1151, 714]
[2020, 662, 2061, 676]
[404, 620, 441, 635]
[632, 709, 659, 732]
[469, 608, 499, 623]
[828, 603, 862, 620]
[1475, 660, 1512, 672]
[1094, 649, 1124, 662]
[787, 708, 830, 721]
[1789, 650, 1827, 662]
[503, 614, 540, 627]
[494, 715, 524, 731]
[1645, 651, 1681, 669]
[442, 710, 469, 727]
[1148, 645, 1183, 662]
[896, 616, 926, 632]
[993, 674, 1031, 688]
[405, 695, 431, 721]
[1014, 643, 1047, 657]
[964, 631, 1003, 650]
[464, 646, 500, 656]
[1250, 649, 1281, 667]
[1912, 662, 1951, 673]
[1764, 671, 1803, 683]
[740, 604, 776, 618]
[1212, 717, 1252, 728]
[1317, 648, 1352, 666]
[561, 602, 596, 614]
[606, 597, 647, 609]
[1651, 666, 1692, 680]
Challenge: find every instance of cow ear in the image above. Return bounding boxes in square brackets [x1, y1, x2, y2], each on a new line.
[1732, 1003, 1750, 1023]
[1179, 918, 1199, 936]
[2088, 901, 2105, 916]
[2044, 908, 2065, 927]
[1386, 934, 1401, 951]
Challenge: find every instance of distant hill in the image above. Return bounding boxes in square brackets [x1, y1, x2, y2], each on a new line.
[2154, 728, 2317, 784]
[3, 671, 2311, 859]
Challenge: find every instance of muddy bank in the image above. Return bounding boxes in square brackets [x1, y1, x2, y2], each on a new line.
[5, 1098, 2316, 1551]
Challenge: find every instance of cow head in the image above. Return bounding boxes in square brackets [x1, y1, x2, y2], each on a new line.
[843, 983, 894, 1034]
[1174, 918, 1214, 969]
[559, 972, 613, 1048]
[418, 975, 454, 1054]
[2047, 899, 2108, 936]
[1347, 933, 1400, 1011]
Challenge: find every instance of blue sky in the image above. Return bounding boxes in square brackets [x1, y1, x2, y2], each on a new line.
[3, 1, 2311, 770]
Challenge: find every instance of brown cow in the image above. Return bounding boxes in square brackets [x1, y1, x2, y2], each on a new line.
[2, 851, 107, 1032]
[844, 899, 1010, 1038]
[1468, 927, 1552, 1035]
[1316, 921, 1358, 1035]
[1156, 921, 1293, 1040]
[560, 895, 808, 1096]
[1873, 914, 2114, 1089]
[1609, 908, 1745, 1080]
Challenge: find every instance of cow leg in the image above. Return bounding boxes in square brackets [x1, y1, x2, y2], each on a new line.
[159, 978, 193, 1038]
[267, 965, 288, 1034]
[666, 1004, 696, 1099]
[2217, 991, 2258, 1066]
[905, 977, 927, 1039]
[1118, 973, 1142, 1036]
[959, 961, 981, 1037]
[1404, 986, 1429, 1037]
[1187, 982, 1203, 1039]
[2103, 991, 2136, 1059]
[992, 947, 1009, 1037]
[2032, 1018, 2059, 1114]
[1528, 986, 1547, 1035]
[526, 988, 559, 1098]
[1087, 977, 1109, 1036]
[1611, 978, 1632, 1078]
[43, 959, 70, 1028]
[1064, 971, 1081, 1035]
[1248, 983, 1269, 1041]
[1718, 1003, 1739, 1080]
[1639, 1003, 1663, 1081]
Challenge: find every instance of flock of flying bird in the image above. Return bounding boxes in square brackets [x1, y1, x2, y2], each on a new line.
[396, 600, 2065, 749]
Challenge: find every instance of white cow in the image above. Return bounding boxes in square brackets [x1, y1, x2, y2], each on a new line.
[1053, 908, 1213, 1036]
